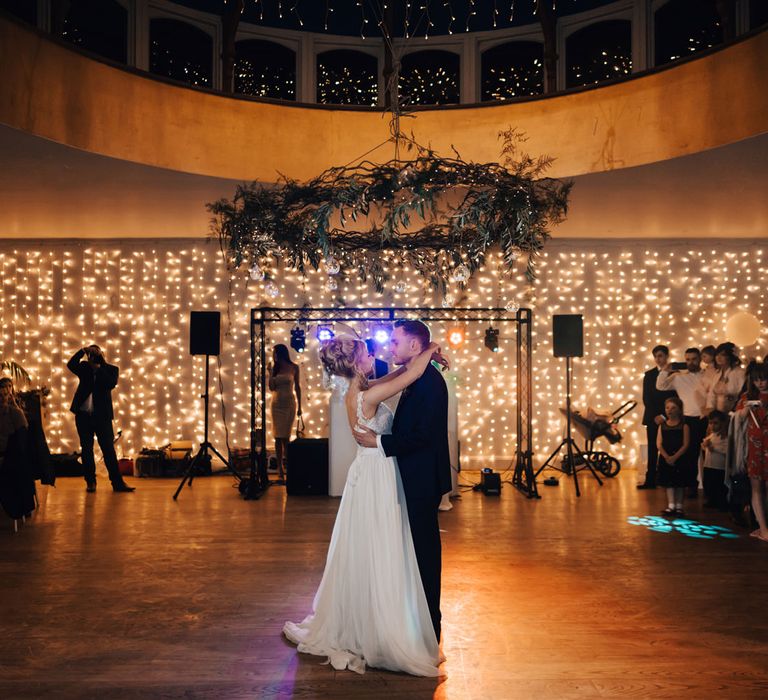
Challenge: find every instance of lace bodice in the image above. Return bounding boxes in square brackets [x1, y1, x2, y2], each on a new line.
[356, 391, 393, 436]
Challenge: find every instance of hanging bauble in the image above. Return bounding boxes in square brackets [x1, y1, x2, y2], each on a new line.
[264, 281, 280, 298]
[397, 165, 415, 186]
[249, 263, 265, 281]
[442, 294, 455, 308]
[452, 264, 470, 284]
[325, 255, 341, 276]
[505, 300, 520, 313]
[394, 280, 408, 294]
[326, 277, 339, 292]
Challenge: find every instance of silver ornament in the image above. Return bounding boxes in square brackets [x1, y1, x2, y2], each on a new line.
[452, 264, 470, 283]
[264, 281, 280, 298]
[394, 280, 408, 293]
[327, 277, 339, 291]
[249, 264, 265, 281]
[505, 300, 520, 313]
[325, 256, 340, 275]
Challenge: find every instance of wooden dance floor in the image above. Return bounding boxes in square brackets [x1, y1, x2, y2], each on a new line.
[1, 470, 767, 699]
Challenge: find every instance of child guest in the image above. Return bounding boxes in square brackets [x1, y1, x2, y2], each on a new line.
[657, 397, 692, 516]
[701, 410, 728, 510]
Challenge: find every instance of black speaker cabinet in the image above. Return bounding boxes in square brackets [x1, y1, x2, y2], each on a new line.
[552, 314, 584, 358]
[480, 470, 501, 495]
[189, 311, 221, 356]
[286, 438, 329, 496]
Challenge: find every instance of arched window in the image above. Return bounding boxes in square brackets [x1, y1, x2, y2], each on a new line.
[0, 0, 37, 25]
[481, 41, 544, 101]
[749, 0, 768, 30]
[399, 50, 460, 106]
[150, 18, 213, 88]
[654, 0, 722, 67]
[317, 50, 378, 105]
[235, 40, 296, 100]
[53, 0, 128, 64]
[566, 20, 632, 89]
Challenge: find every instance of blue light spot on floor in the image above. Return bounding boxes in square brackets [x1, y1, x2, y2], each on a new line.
[628, 515, 739, 539]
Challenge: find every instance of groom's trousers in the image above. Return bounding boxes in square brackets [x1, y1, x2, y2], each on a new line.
[406, 496, 443, 641]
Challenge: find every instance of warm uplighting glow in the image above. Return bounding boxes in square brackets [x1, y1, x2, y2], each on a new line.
[448, 327, 466, 348]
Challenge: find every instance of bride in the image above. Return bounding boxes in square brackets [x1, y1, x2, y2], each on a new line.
[283, 336, 446, 676]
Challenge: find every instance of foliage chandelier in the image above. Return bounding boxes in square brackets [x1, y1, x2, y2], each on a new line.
[209, 127, 571, 294]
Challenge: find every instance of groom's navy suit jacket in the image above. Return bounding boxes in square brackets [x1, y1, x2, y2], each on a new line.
[380, 363, 452, 501]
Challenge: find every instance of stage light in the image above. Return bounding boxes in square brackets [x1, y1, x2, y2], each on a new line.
[290, 327, 306, 353]
[484, 326, 499, 352]
[316, 325, 334, 342]
[447, 326, 465, 347]
[373, 326, 390, 344]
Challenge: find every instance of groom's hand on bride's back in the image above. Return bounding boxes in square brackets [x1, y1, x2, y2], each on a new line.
[353, 425, 378, 448]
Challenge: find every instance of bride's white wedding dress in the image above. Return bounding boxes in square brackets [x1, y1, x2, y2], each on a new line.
[283, 391, 442, 676]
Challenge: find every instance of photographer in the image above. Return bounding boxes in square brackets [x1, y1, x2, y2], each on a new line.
[67, 345, 134, 493]
[656, 348, 708, 492]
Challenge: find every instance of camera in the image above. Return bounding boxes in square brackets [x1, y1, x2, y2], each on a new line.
[86, 347, 103, 364]
[669, 362, 687, 370]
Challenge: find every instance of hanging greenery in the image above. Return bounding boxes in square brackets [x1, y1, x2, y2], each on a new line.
[208, 128, 572, 293]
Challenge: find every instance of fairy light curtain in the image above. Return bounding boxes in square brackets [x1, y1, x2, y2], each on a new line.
[1, 238, 765, 468]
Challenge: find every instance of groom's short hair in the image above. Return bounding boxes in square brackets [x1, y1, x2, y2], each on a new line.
[394, 319, 430, 350]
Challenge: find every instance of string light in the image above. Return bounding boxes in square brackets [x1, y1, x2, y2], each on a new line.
[567, 23, 632, 88]
[482, 44, 543, 100]
[1, 240, 765, 471]
[317, 51, 378, 105]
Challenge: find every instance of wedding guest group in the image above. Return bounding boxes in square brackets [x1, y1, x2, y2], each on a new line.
[640, 341, 768, 542]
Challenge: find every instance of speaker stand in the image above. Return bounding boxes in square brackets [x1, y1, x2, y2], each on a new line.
[534, 356, 603, 497]
[173, 354, 241, 500]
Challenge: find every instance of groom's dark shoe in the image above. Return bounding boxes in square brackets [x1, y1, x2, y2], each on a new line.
[113, 483, 135, 493]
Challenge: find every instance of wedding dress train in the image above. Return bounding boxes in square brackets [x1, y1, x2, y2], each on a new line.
[283, 392, 442, 676]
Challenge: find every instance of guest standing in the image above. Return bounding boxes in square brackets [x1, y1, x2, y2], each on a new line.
[268, 344, 302, 484]
[0, 377, 35, 519]
[701, 410, 729, 510]
[657, 397, 692, 516]
[656, 348, 708, 492]
[68, 346, 133, 492]
[638, 345, 676, 489]
[0, 378, 27, 458]
[733, 362, 768, 543]
[700, 345, 718, 397]
[706, 343, 746, 414]
[365, 339, 389, 380]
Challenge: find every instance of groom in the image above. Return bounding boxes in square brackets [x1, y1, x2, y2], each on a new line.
[354, 319, 452, 640]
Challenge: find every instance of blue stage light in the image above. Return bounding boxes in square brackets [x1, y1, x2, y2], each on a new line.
[316, 325, 334, 342]
[373, 326, 390, 344]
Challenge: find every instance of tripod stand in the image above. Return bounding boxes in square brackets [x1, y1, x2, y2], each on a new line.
[534, 356, 602, 497]
[173, 354, 241, 500]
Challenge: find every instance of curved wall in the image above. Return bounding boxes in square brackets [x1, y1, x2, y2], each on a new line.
[1, 16, 767, 181]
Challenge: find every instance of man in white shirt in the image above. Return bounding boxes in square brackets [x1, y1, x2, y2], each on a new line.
[656, 347, 708, 491]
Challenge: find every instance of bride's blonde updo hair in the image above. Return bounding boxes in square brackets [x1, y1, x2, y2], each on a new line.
[319, 337, 368, 386]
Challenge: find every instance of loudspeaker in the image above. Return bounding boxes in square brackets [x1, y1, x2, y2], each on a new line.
[286, 438, 329, 496]
[553, 314, 583, 358]
[190, 311, 220, 356]
[480, 469, 501, 495]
